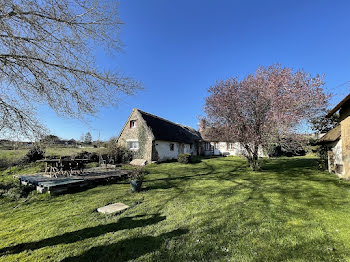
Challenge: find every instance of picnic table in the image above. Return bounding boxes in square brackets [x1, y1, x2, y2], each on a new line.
[37, 158, 89, 178]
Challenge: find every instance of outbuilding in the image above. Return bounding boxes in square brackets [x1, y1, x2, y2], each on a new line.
[318, 94, 350, 178]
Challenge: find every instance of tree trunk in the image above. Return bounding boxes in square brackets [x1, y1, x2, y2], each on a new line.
[251, 153, 259, 171]
[252, 144, 260, 171]
[246, 145, 260, 171]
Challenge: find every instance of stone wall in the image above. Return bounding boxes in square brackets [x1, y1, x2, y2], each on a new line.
[328, 139, 344, 176]
[341, 116, 350, 178]
[117, 109, 154, 162]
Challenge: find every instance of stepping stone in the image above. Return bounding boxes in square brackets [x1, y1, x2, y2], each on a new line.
[97, 203, 129, 214]
[130, 159, 148, 166]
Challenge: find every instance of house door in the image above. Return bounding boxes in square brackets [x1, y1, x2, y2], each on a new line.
[213, 142, 220, 155]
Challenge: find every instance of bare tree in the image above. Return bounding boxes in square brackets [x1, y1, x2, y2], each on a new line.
[0, 0, 140, 139]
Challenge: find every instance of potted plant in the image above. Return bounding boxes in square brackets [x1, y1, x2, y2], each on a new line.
[129, 167, 148, 192]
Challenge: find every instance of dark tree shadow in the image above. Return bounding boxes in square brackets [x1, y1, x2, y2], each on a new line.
[0, 214, 166, 256]
[62, 228, 189, 262]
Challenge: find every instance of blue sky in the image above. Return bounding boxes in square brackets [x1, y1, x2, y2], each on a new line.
[39, 0, 350, 141]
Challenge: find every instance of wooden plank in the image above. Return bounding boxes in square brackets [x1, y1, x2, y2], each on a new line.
[16, 169, 131, 194]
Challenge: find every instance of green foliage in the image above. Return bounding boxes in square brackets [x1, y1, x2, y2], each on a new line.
[105, 138, 133, 164]
[74, 151, 99, 162]
[315, 144, 329, 170]
[310, 113, 340, 133]
[0, 181, 32, 201]
[128, 167, 149, 182]
[269, 137, 306, 157]
[40, 135, 60, 145]
[134, 125, 147, 159]
[84, 132, 93, 144]
[178, 153, 191, 164]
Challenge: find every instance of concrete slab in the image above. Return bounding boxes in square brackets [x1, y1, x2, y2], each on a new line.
[130, 159, 148, 166]
[97, 203, 129, 214]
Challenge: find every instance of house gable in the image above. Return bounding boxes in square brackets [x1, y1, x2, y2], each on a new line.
[117, 109, 154, 161]
[117, 108, 203, 162]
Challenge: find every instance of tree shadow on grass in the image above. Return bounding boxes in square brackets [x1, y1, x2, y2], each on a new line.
[143, 160, 248, 191]
[62, 228, 189, 262]
[0, 214, 166, 256]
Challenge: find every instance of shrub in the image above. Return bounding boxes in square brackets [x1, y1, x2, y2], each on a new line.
[22, 146, 45, 163]
[0, 181, 32, 201]
[105, 138, 133, 164]
[178, 153, 191, 164]
[0, 158, 9, 169]
[190, 155, 201, 163]
[74, 151, 89, 160]
[74, 151, 99, 162]
[128, 167, 149, 181]
[316, 144, 328, 170]
[268, 137, 306, 157]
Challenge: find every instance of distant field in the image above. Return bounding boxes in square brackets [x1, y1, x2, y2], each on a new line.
[0, 147, 105, 168]
[44, 147, 105, 156]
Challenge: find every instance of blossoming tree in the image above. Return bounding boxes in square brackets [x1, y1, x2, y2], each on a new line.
[203, 64, 328, 170]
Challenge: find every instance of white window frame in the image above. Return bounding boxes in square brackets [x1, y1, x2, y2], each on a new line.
[126, 140, 139, 150]
[228, 143, 234, 150]
[130, 120, 137, 128]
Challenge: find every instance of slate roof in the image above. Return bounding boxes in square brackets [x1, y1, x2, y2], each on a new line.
[137, 109, 202, 144]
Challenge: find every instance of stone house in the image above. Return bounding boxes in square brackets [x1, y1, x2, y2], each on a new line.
[117, 109, 202, 163]
[318, 93, 350, 178]
[117, 109, 266, 162]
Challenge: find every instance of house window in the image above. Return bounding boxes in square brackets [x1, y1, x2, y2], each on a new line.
[170, 143, 174, 151]
[228, 143, 234, 150]
[130, 120, 137, 128]
[127, 141, 139, 150]
[214, 142, 218, 149]
[190, 144, 193, 149]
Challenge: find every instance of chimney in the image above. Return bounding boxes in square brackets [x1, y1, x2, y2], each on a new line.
[199, 119, 206, 132]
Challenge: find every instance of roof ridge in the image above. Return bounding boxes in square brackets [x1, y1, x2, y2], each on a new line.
[136, 108, 188, 129]
[327, 93, 350, 117]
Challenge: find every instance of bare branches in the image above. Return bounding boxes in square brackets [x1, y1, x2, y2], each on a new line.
[0, 0, 140, 139]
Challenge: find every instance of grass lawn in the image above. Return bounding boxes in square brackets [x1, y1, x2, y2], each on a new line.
[1, 156, 350, 261]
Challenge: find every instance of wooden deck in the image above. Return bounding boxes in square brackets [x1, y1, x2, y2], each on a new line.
[15, 168, 131, 194]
